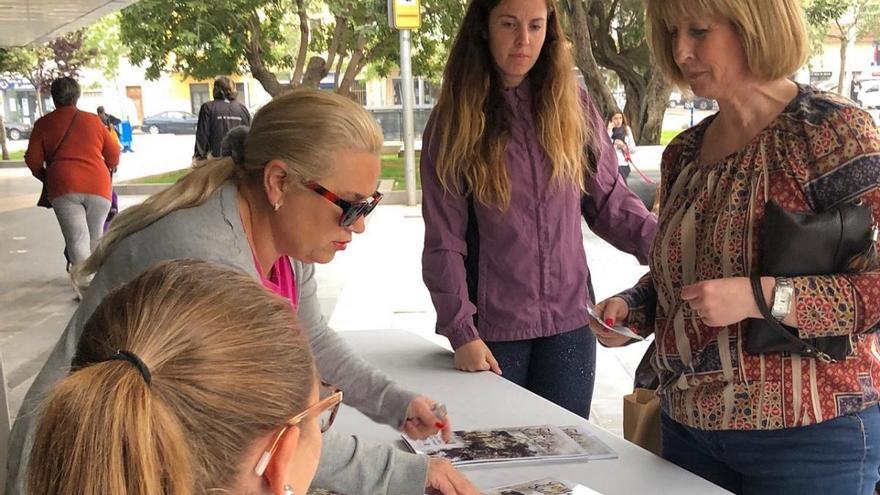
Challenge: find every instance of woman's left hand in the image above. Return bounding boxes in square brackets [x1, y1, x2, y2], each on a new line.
[403, 395, 452, 442]
[680, 277, 763, 327]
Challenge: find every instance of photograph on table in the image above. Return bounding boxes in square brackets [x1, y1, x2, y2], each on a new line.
[484, 477, 604, 495]
[403, 425, 616, 466]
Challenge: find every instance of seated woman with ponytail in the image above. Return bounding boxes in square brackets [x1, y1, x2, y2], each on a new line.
[8, 88, 477, 495]
[29, 260, 326, 495]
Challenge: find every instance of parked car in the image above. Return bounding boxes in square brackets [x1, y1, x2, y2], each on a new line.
[859, 79, 880, 109]
[667, 92, 717, 110]
[4, 120, 32, 140]
[687, 96, 718, 110]
[141, 111, 198, 134]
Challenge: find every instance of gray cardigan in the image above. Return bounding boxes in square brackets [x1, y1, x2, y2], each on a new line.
[5, 183, 428, 495]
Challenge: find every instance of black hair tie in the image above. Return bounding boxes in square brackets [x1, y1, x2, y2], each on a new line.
[107, 350, 152, 386]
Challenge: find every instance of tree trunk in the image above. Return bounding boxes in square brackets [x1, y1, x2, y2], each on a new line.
[837, 34, 847, 96]
[244, 13, 289, 96]
[583, 1, 672, 144]
[338, 32, 368, 95]
[637, 68, 672, 145]
[560, 0, 618, 119]
[290, 0, 310, 87]
[301, 56, 329, 88]
[0, 114, 9, 161]
[34, 90, 44, 117]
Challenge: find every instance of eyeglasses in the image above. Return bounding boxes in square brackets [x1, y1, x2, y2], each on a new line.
[254, 382, 343, 476]
[303, 181, 383, 228]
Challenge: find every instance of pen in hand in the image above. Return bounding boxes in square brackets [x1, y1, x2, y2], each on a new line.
[431, 402, 448, 429]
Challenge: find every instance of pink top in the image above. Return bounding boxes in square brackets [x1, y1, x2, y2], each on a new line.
[256, 255, 298, 310]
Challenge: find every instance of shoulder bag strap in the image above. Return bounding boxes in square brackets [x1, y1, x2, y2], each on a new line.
[45, 110, 79, 167]
[749, 275, 834, 363]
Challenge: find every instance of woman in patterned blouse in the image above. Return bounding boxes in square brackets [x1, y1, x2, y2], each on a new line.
[591, 1, 880, 494]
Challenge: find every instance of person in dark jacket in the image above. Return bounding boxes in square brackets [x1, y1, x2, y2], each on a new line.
[193, 76, 251, 160]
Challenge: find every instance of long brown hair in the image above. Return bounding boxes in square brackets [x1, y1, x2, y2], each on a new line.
[430, 0, 592, 210]
[29, 260, 315, 494]
[74, 88, 383, 286]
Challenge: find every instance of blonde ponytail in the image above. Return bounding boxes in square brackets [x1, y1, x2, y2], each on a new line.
[29, 260, 315, 494]
[29, 363, 193, 494]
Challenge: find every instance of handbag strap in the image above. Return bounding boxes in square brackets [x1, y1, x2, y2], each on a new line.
[749, 275, 835, 363]
[45, 110, 79, 167]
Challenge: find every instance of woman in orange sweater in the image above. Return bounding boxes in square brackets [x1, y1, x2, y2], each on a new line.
[25, 77, 120, 295]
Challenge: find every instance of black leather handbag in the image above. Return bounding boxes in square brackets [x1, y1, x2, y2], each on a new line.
[746, 200, 878, 362]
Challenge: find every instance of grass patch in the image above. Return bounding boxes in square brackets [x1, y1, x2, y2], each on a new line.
[659, 129, 681, 146]
[381, 152, 421, 191]
[128, 153, 423, 191]
[3, 150, 25, 161]
[130, 169, 191, 184]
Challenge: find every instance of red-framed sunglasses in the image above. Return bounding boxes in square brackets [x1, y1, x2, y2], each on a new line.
[303, 181, 383, 227]
[254, 382, 343, 476]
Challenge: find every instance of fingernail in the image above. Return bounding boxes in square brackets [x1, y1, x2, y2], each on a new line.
[435, 422, 446, 429]
[605, 318, 614, 326]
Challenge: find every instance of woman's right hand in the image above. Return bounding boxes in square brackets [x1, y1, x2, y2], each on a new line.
[590, 297, 632, 347]
[453, 339, 502, 375]
[425, 458, 481, 495]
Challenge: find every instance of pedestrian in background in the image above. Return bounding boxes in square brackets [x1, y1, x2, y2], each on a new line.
[193, 75, 251, 161]
[607, 111, 637, 184]
[593, 1, 880, 493]
[420, 0, 657, 419]
[25, 77, 120, 297]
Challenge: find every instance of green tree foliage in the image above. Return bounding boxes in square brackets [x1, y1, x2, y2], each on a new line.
[0, 30, 95, 116]
[118, 0, 466, 97]
[82, 13, 129, 80]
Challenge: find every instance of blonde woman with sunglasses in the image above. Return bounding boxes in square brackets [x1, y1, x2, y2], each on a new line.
[29, 259, 338, 495]
[8, 89, 477, 495]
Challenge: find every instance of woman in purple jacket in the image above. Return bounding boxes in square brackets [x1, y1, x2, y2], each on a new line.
[420, 0, 657, 418]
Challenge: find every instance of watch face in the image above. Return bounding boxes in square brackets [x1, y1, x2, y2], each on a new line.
[772, 282, 794, 320]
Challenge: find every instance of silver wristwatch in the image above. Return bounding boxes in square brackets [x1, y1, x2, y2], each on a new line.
[771, 277, 795, 321]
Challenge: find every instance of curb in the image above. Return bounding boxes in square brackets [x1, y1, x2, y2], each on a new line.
[0, 160, 26, 169]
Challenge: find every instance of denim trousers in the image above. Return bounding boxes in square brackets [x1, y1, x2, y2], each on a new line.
[486, 326, 596, 419]
[661, 405, 880, 495]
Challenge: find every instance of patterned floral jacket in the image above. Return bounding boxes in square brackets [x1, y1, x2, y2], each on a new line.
[620, 84, 880, 430]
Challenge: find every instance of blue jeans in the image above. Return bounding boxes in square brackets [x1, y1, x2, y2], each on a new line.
[485, 326, 596, 419]
[661, 406, 880, 495]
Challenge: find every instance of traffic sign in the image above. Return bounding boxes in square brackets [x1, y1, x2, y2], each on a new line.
[388, 0, 420, 29]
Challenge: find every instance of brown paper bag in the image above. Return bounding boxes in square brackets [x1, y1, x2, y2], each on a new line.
[623, 387, 662, 456]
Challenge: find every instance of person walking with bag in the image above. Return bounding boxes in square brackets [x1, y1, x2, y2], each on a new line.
[25, 77, 120, 297]
[420, 0, 657, 419]
[591, 1, 880, 493]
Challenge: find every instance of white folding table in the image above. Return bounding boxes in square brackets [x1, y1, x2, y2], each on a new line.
[333, 330, 731, 494]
